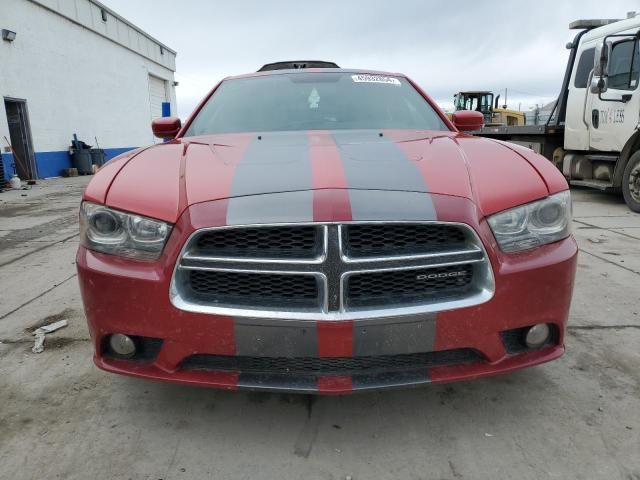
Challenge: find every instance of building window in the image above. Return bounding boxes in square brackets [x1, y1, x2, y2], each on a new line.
[160, 45, 164, 55]
[608, 39, 639, 90]
[101, 8, 107, 22]
[574, 47, 595, 88]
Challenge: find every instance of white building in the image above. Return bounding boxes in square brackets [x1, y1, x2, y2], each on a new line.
[0, 0, 177, 180]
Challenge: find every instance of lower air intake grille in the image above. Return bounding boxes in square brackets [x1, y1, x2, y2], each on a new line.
[181, 348, 483, 376]
[188, 270, 319, 308]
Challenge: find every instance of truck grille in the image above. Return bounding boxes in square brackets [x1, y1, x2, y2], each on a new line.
[171, 222, 494, 319]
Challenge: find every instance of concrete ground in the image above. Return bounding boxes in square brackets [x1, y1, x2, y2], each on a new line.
[0, 177, 639, 480]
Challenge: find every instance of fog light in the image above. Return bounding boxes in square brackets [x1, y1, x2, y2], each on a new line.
[525, 324, 550, 348]
[108, 334, 137, 358]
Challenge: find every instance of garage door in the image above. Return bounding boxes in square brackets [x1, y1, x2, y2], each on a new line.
[149, 75, 167, 142]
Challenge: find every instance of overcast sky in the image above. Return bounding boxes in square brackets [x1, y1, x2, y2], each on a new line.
[103, 0, 639, 118]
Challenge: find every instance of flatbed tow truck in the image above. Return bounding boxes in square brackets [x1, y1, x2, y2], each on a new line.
[474, 14, 640, 212]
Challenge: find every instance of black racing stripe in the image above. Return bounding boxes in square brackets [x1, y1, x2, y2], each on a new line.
[226, 132, 314, 224]
[332, 130, 427, 191]
[229, 132, 313, 196]
[226, 190, 314, 225]
[346, 190, 437, 221]
[233, 319, 319, 357]
[331, 130, 436, 220]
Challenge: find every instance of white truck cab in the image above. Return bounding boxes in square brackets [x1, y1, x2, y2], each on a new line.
[477, 14, 640, 212]
[566, 16, 640, 152]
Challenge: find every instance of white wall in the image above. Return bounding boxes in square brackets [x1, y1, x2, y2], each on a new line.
[0, 0, 177, 154]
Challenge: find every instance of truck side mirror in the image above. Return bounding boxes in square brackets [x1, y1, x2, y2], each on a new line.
[590, 75, 608, 94]
[592, 42, 609, 94]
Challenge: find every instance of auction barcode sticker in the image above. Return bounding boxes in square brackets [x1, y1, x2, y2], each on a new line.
[351, 74, 401, 86]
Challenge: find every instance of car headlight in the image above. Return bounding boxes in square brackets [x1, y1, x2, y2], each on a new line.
[80, 202, 171, 261]
[487, 191, 571, 253]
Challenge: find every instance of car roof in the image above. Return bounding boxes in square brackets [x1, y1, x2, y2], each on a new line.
[224, 68, 406, 81]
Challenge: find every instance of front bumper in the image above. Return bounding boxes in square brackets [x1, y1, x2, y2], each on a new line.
[77, 195, 578, 394]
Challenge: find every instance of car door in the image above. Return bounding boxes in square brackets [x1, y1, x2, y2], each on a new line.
[564, 45, 595, 150]
[588, 37, 640, 152]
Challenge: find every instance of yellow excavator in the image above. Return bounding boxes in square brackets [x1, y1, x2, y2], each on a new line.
[452, 91, 525, 126]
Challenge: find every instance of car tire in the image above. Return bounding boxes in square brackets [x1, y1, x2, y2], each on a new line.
[622, 151, 640, 213]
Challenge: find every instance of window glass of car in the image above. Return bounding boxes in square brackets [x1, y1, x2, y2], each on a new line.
[608, 40, 639, 90]
[185, 72, 449, 135]
[574, 47, 595, 88]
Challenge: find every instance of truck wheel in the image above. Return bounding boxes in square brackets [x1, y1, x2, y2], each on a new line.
[622, 151, 640, 213]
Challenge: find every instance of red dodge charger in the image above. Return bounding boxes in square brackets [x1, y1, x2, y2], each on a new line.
[77, 63, 577, 394]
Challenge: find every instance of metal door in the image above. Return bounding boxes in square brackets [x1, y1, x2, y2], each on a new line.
[4, 98, 37, 179]
[148, 75, 167, 143]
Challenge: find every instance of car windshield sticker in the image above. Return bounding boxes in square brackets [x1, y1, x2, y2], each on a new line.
[351, 74, 401, 86]
[308, 88, 320, 109]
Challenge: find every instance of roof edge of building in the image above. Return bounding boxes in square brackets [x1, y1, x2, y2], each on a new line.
[28, 0, 177, 58]
[89, 0, 177, 55]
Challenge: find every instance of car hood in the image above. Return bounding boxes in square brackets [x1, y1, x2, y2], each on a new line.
[90, 130, 564, 223]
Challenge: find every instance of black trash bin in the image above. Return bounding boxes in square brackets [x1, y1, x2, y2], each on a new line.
[72, 149, 93, 175]
[89, 148, 106, 167]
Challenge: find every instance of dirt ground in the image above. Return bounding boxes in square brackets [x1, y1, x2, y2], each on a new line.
[0, 177, 638, 480]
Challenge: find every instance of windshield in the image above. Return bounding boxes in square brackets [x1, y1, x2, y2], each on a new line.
[185, 72, 449, 135]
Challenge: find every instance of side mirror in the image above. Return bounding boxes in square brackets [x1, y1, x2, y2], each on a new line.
[592, 42, 609, 94]
[152, 117, 181, 138]
[452, 110, 484, 132]
[590, 75, 608, 94]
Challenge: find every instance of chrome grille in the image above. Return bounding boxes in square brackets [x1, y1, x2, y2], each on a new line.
[171, 222, 494, 320]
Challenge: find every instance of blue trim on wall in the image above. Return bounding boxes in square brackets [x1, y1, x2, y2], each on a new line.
[162, 102, 171, 117]
[104, 147, 137, 160]
[36, 150, 73, 178]
[1, 153, 14, 181]
[1, 147, 137, 180]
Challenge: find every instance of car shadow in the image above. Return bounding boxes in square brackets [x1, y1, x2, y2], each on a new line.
[112, 365, 556, 458]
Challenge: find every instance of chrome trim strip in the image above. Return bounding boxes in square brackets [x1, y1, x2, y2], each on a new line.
[170, 288, 495, 321]
[181, 253, 326, 265]
[178, 254, 484, 274]
[169, 221, 495, 321]
[342, 257, 484, 274]
[341, 246, 483, 264]
[177, 265, 326, 274]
